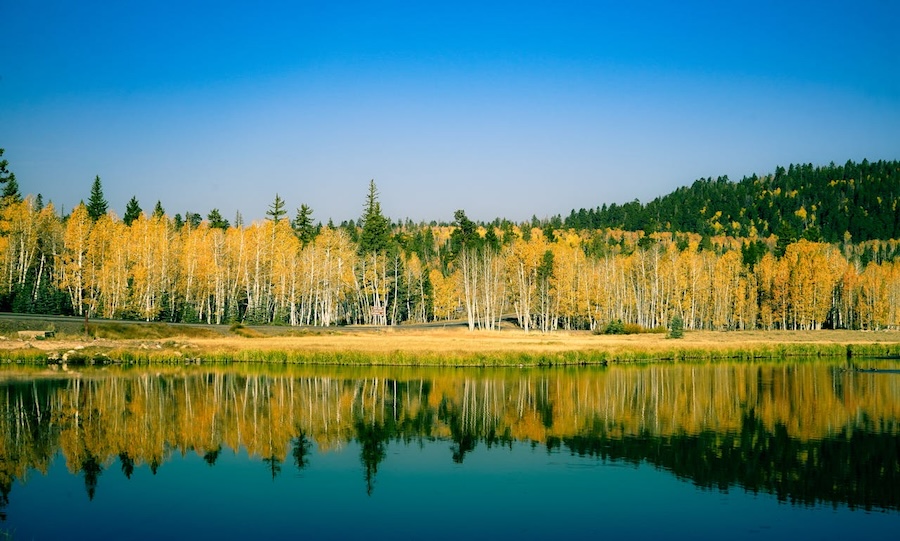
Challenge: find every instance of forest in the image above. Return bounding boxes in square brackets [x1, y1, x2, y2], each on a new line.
[0, 150, 898, 331]
[563, 159, 900, 243]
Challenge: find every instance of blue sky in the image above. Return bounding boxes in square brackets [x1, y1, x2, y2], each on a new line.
[3, 1, 898, 224]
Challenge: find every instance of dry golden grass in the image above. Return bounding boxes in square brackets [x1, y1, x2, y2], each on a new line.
[2, 324, 899, 365]
[186, 327, 900, 353]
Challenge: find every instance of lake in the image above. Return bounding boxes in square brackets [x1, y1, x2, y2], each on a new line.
[1, 359, 899, 540]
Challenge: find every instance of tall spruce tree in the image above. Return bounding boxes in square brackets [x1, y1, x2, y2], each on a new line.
[359, 180, 391, 254]
[292, 204, 316, 245]
[86, 175, 108, 221]
[266, 194, 288, 222]
[0, 148, 21, 205]
[123, 196, 142, 226]
[0, 149, 12, 185]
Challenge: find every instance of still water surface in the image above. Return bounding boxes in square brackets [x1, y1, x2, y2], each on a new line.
[1, 359, 898, 539]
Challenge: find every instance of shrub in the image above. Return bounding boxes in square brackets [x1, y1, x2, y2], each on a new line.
[602, 320, 626, 335]
[668, 315, 685, 339]
[595, 320, 664, 335]
[622, 323, 645, 334]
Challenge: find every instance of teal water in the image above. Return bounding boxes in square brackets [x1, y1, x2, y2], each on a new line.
[1, 361, 898, 539]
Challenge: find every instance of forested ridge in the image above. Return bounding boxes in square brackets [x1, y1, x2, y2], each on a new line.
[564, 159, 900, 243]
[0, 149, 898, 331]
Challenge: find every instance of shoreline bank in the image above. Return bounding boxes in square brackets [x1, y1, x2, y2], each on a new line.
[0, 316, 898, 366]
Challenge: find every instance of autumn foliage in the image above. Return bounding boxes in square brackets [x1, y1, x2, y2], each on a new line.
[0, 192, 899, 331]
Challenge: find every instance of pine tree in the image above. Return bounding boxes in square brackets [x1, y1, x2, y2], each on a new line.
[152, 200, 166, 218]
[451, 210, 479, 251]
[207, 208, 230, 230]
[359, 180, 391, 254]
[123, 196, 142, 226]
[1, 176, 21, 204]
[0, 149, 11, 185]
[292, 204, 316, 245]
[0, 148, 21, 205]
[185, 212, 202, 228]
[667, 314, 685, 338]
[86, 175, 108, 221]
[266, 194, 287, 222]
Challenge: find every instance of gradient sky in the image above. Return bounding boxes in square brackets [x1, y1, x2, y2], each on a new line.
[3, 1, 898, 224]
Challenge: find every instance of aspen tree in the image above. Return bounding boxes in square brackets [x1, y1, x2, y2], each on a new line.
[127, 213, 170, 321]
[93, 216, 129, 318]
[59, 204, 92, 315]
[549, 231, 583, 329]
[429, 267, 458, 321]
[755, 253, 777, 330]
[0, 199, 37, 294]
[31, 202, 65, 311]
[270, 218, 300, 324]
[506, 228, 548, 332]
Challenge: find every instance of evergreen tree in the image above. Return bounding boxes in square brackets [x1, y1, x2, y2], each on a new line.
[450, 209, 480, 256]
[123, 196, 142, 226]
[184, 211, 202, 228]
[292, 204, 316, 245]
[1, 176, 21, 204]
[0, 148, 21, 205]
[86, 175, 108, 221]
[152, 200, 166, 218]
[667, 314, 685, 339]
[266, 194, 287, 222]
[358, 180, 391, 254]
[0, 149, 11, 185]
[207, 208, 230, 230]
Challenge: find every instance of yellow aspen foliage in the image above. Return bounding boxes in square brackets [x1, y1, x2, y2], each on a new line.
[127, 213, 171, 321]
[92, 216, 129, 318]
[505, 228, 548, 332]
[59, 203, 92, 315]
[857, 262, 893, 329]
[550, 235, 588, 329]
[429, 267, 460, 321]
[0, 198, 38, 293]
[783, 240, 846, 329]
[304, 226, 357, 326]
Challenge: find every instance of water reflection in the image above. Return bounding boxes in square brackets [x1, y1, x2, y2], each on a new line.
[0, 360, 898, 513]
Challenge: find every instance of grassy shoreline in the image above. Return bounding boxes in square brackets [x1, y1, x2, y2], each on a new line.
[0, 315, 898, 366]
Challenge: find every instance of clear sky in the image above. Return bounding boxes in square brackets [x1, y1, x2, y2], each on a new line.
[2, 0, 898, 224]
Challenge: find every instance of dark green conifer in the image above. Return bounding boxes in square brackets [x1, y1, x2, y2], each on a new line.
[358, 180, 392, 254]
[123, 196, 142, 226]
[86, 175, 108, 221]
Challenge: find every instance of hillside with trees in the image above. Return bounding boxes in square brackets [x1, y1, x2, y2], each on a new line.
[564, 159, 900, 244]
[0, 149, 898, 331]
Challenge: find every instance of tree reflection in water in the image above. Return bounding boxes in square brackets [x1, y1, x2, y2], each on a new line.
[0, 361, 898, 510]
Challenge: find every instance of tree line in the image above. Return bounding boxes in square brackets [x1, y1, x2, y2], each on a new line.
[0, 150, 898, 330]
[564, 159, 900, 244]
